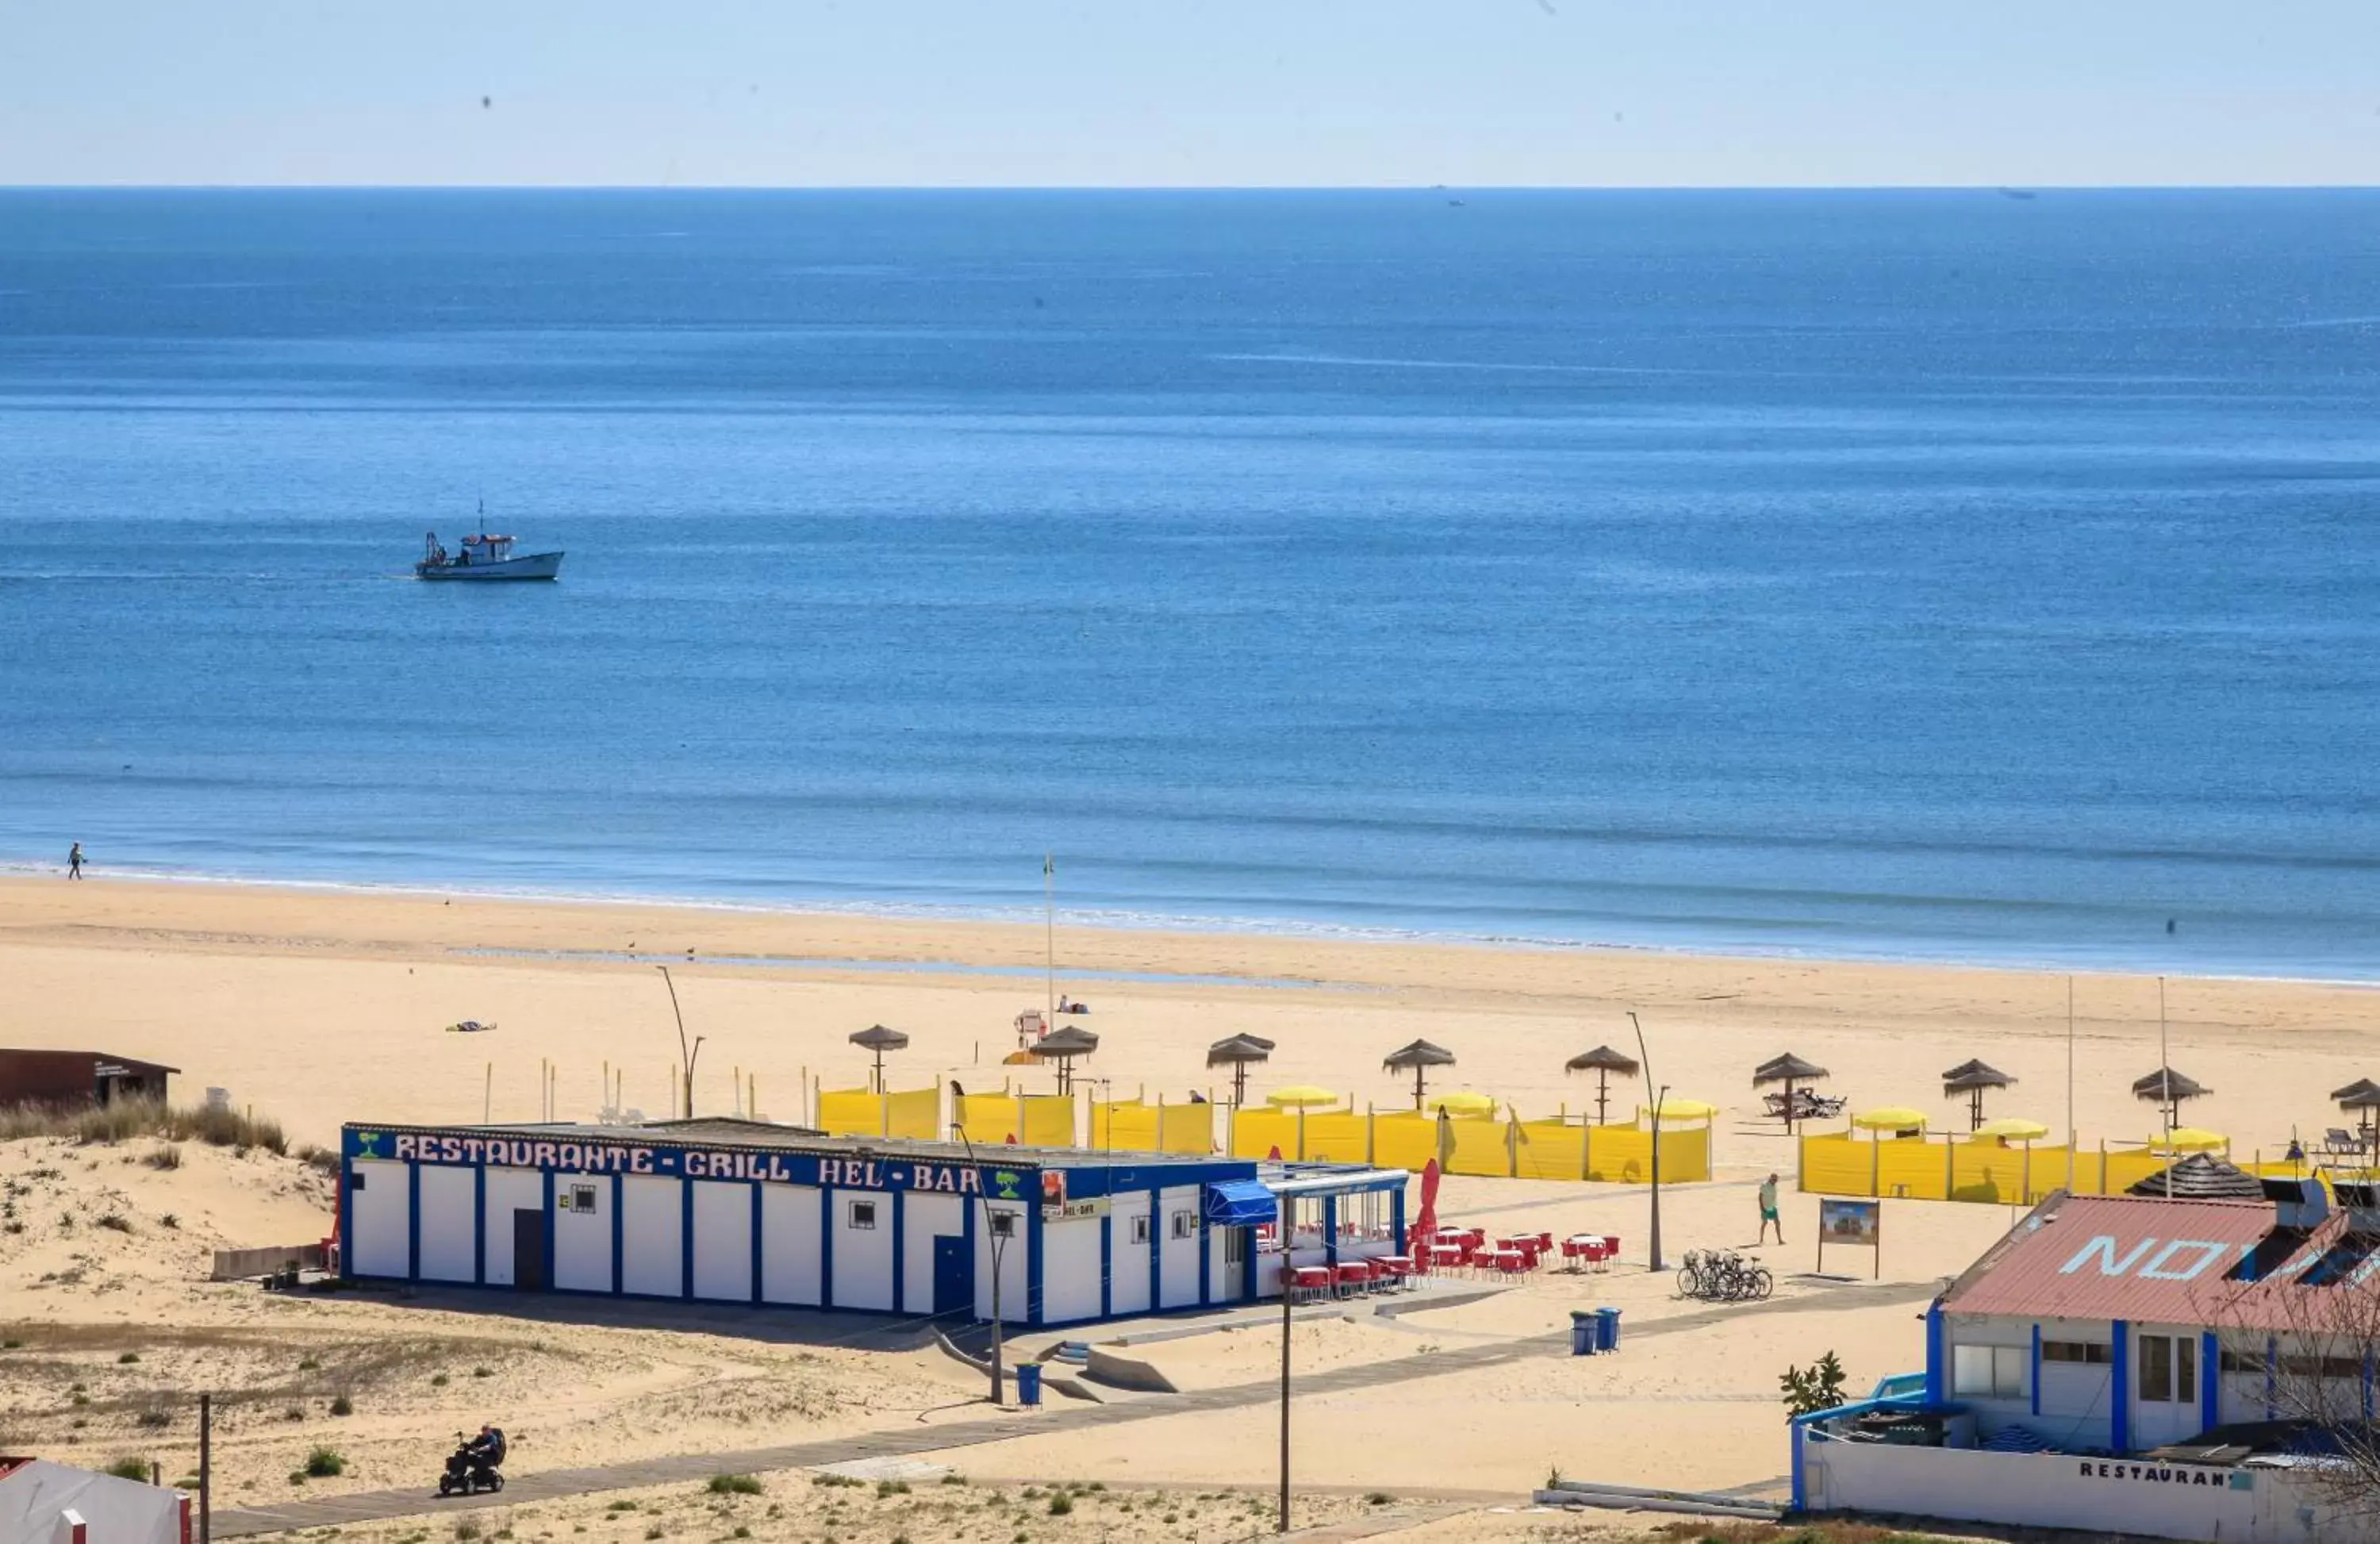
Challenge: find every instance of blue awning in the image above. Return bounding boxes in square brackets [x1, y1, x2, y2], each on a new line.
[1204, 1179, 1277, 1227]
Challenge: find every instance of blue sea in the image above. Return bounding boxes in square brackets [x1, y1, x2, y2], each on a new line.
[2, 189, 2376, 978]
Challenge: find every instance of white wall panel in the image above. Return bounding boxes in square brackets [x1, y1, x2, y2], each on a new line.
[482, 1166, 543, 1286]
[1109, 1194, 1151, 1315]
[692, 1181, 753, 1302]
[902, 1193, 963, 1315]
[416, 1164, 478, 1282]
[975, 1200, 1028, 1323]
[1158, 1185, 1202, 1308]
[1040, 1215, 1101, 1325]
[828, 1188, 894, 1310]
[621, 1174, 685, 1297]
[761, 1184, 821, 1305]
[349, 1160, 410, 1278]
[554, 1174, 613, 1292]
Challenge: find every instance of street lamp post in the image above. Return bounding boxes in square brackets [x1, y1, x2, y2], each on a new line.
[950, 1085, 1004, 1406]
[1630, 1012, 1664, 1273]
[1277, 1193, 1294, 1533]
[658, 966, 704, 1119]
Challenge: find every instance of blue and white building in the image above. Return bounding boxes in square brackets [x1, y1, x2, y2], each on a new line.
[339, 1117, 1409, 1327]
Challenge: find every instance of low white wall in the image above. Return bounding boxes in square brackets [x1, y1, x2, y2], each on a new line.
[1802, 1432, 2351, 1543]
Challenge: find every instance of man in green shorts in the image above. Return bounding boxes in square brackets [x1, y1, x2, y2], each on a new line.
[1758, 1172, 1784, 1245]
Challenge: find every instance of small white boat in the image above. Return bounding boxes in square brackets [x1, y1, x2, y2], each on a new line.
[416, 528, 564, 582]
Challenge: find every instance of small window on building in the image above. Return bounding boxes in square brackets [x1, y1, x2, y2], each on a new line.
[1130, 1214, 1151, 1246]
[2043, 1340, 2112, 1366]
[1951, 1343, 2025, 1399]
[2220, 1346, 2263, 1376]
[2139, 1334, 2194, 1404]
[351, 1170, 367, 1192]
[570, 1184, 598, 1212]
[989, 1211, 1017, 1239]
[1171, 1210, 1196, 1241]
[848, 1200, 877, 1231]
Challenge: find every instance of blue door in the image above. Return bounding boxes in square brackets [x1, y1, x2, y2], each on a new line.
[932, 1235, 970, 1319]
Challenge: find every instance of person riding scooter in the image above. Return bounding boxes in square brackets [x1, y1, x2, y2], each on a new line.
[439, 1425, 507, 1496]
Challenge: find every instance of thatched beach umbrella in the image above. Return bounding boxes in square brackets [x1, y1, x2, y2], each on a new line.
[2129, 1151, 2262, 1202]
[1941, 1059, 2017, 1132]
[1565, 1044, 1640, 1127]
[1383, 1039, 1457, 1112]
[2132, 1066, 2209, 1137]
[1030, 1024, 1100, 1095]
[848, 1024, 910, 1094]
[2336, 1081, 2380, 1159]
[1205, 1033, 1276, 1108]
[1752, 1053, 1831, 1131]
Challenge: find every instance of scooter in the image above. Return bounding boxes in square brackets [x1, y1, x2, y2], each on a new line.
[436, 1434, 505, 1496]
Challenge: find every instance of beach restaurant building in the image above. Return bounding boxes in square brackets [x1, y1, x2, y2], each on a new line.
[339, 1118, 1409, 1328]
[1794, 1182, 2380, 1542]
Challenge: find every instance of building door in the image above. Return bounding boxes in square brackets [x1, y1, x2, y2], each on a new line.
[932, 1236, 969, 1319]
[512, 1208, 548, 1292]
[2132, 1330, 2199, 1448]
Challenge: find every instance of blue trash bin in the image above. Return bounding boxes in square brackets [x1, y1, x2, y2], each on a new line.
[1568, 1311, 1598, 1357]
[1016, 1362, 1043, 1407]
[1596, 1307, 1622, 1351]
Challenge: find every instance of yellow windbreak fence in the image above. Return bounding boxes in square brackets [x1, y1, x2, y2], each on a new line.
[1444, 1116, 1511, 1177]
[815, 1088, 883, 1138]
[1019, 1095, 1076, 1148]
[956, 1092, 1020, 1146]
[1801, 1133, 2298, 1205]
[1092, 1101, 1161, 1152]
[1301, 1112, 1371, 1164]
[1228, 1108, 1301, 1160]
[1513, 1120, 1585, 1180]
[883, 1086, 939, 1141]
[1370, 1113, 1441, 1170]
[1157, 1102, 1213, 1154]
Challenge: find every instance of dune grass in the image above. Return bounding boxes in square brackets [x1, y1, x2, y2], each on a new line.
[0, 1097, 286, 1154]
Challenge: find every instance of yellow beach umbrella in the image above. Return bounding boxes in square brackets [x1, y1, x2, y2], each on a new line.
[1852, 1107, 1929, 1133]
[2155, 1127, 2227, 1154]
[1266, 1085, 1342, 1110]
[1973, 1117, 2049, 1143]
[1644, 1097, 1718, 1123]
[1423, 1091, 1496, 1116]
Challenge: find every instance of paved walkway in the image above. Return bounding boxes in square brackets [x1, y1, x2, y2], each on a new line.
[213, 1279, 1932, 1537]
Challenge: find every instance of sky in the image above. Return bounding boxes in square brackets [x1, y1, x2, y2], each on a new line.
[4, 2, 2375, 188]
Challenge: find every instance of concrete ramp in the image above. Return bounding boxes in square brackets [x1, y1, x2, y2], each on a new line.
[1084, 1346, 1180, 1393]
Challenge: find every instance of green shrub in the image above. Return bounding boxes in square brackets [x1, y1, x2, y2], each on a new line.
[876, 1479, 909, 1496]
[304, 1446, 345, 1477]
[1046, 1493, 1072, 1517]
[453, 1522, 482, 1542]
[159, 1213, 178, 1229]
[328, 1394, 353, 1416]
[104, 1458, 151, 1482]
[472, 1366, 493, 1379]
[298, 1356, 321, 1370]
[136, 1408, 171, 1428]
[605, 1501, 637, 1513]
[117, 1351, 140, 1365]
[144, 1145, 183, 1170]
[430, 1373, 450, 1387]
[707, 1474, 763, 1496]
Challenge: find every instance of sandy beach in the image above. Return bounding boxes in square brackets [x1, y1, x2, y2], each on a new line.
[2, 874, 2372, 1534]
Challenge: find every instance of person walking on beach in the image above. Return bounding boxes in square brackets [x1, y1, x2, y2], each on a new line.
[1757, 1171, 1784, 1245]
[66, 843, 83, 881]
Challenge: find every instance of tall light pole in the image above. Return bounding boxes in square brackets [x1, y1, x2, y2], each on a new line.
[950, 1085, 1004, 1407]
[1278, 1194, 1294, 1533]
[658, 966, 704, 1119]
[1630, 1012, 1664, 1273]
[1043, 854, 1056, 1028]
